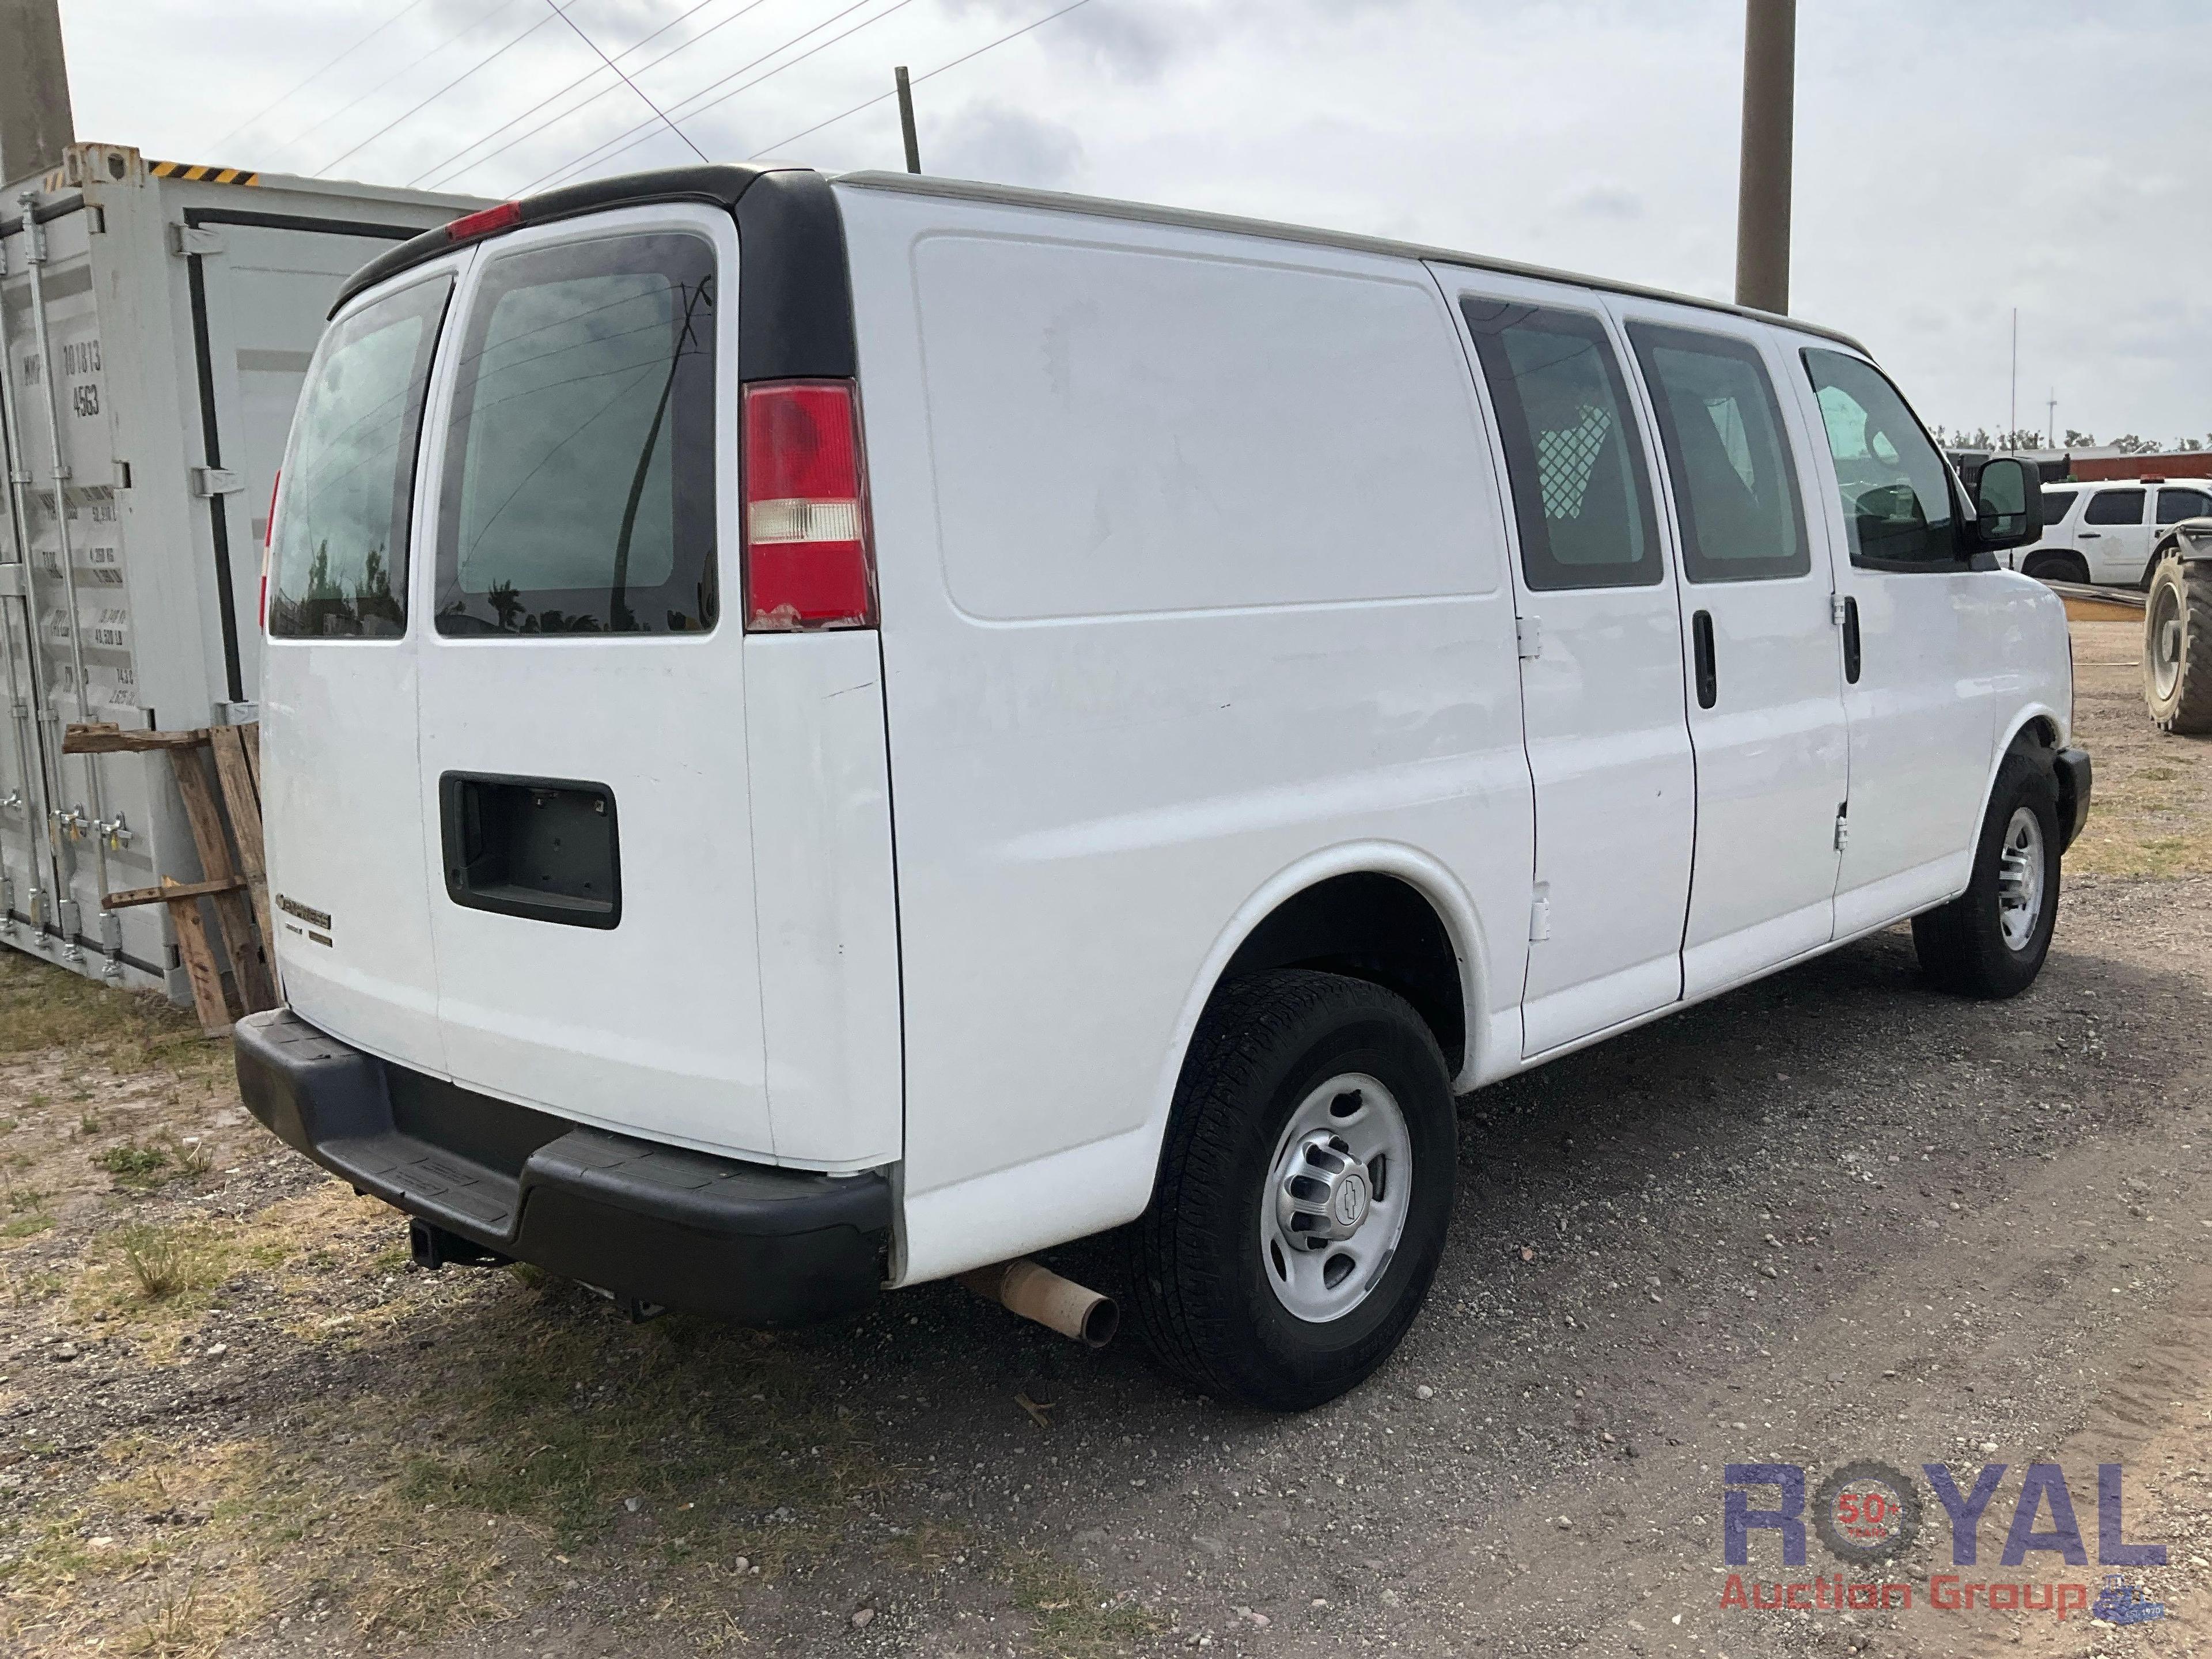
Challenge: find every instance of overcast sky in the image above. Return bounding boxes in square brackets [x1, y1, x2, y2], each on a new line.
[56, 0, 2212, 445]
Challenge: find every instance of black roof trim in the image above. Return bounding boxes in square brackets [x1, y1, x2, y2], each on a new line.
[329, 162, 789, 317]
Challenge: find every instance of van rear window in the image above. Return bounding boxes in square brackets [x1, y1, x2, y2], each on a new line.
[435, 232, 717, 635]
[270, 275, 450, 639]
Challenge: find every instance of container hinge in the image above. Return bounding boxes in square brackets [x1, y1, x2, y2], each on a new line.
[167, 224, 224, 258]
[1516, 616, 1543, 660]
[1528, 883, 1552, 943]
[1834, 803, 1850, 852]
[0, 563, 24, 599]
[191, 467, 243, 498]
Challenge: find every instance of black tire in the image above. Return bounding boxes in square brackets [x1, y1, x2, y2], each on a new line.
[1123, 969, 1456, 1411]
[1912, 749, 2062, 999]
[2144, 553, 2212, 736]
[2021, 550, 2089, 586]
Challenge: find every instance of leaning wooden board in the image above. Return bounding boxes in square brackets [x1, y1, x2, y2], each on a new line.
[62, 720, 275, 1035]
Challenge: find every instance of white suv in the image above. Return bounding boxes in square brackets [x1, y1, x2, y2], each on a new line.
[235, 165, 2089, 1409]
[2011, 476, 2212, 587]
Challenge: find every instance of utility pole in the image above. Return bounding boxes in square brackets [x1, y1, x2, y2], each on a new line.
[2047, 389, 2058, 448]
[0, 0, 75, 184]
[2009, 309, 2018, 449]
[1733, 0, 1796, 315]
[895, 66, 921, 175]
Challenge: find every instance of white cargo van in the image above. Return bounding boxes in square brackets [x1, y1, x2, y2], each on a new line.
[234, 164, 2089, 1409]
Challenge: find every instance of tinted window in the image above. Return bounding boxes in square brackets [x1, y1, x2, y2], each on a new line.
[2085, 488, 2145, 526]
[2156, 487, 2212, 524]
[1628, 324, 1808, 582]
[270, 275, 450, 638]
[436, 233, 717, 635]
[2039, 488, 2077, 524]
[1461, 298, 1660, 590]
[1802, 350, 1957, 568]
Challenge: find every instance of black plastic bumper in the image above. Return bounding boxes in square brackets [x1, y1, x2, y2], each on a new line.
[2055, 745, 2093, 853]
[233, 1009, 889, 1325]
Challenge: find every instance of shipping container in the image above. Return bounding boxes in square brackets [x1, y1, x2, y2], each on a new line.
[0, 141, 484, 1000]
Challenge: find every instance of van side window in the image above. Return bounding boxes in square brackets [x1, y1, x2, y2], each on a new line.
[270, 275, 451, 639]
[2040, 489, 2077, 524]
[2084, 488, 2145, 527]
[1801, 349, 1957, 569]
[1460, 297, 1661, 591]
[2155, 487, 2209, 525]
[1627, 324, 1808, 582]
[435, 233, 717, 636]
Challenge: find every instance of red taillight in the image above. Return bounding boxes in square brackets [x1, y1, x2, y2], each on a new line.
[741, 380, 876, 631]
[260, 469, 279, 632]
[446, 200, 522, 243]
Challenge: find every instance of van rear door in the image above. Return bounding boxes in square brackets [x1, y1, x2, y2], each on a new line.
[263, 267, 457, 1070]
[410, 204, 778, 1160]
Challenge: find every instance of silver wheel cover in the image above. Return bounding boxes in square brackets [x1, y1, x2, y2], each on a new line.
[1259, 1072, 1414, 1324]
[1995, 805, 2047, 952]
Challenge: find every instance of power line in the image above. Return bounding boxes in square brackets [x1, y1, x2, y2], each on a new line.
[413, 0, 772, 190]
[207, 0, 437, 153]
[317, 7, 565, 176]
[542, 0, 709, 163]
[748, 0, 1095, 158]
[271, 0, 531, 165]
[523, 0, 919, 193]
[520, 0, 902, 191]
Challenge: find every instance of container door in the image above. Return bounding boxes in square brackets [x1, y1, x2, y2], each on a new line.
[1445, 279, 1697, 1057]
[1615, 312, 1849, 997]
[186, 216, 431, 707]
[261, 268, 459, 1072]
[412, 206, 775, 1160]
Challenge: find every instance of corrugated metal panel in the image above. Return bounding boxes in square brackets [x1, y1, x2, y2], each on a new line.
[0, 142, 487, 1000]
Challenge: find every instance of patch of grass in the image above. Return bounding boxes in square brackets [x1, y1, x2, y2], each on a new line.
[97, 1140, 172, 1186]
[116, 1224, 194, 1300]
[1, 1213, 53, 1240]
[1003, 1547, 1159, 1657]
[0, 950, 226, 1089]
[78, 1110, 101, 1137]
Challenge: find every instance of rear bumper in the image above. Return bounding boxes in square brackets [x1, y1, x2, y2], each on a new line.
[233, 1009, 889, 1325]
[2055, 745, 2093, 853]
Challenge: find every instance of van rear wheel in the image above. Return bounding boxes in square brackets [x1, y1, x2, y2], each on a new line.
[1911, 750, 2062, 999]
[1125, 970, 1455, 1410]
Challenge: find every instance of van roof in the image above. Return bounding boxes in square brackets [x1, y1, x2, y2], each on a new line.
[834, 171, 1869, 354]
[332, 161, 1868, 356]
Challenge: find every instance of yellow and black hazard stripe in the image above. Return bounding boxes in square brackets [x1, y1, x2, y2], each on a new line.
[148, 161, 260, 186]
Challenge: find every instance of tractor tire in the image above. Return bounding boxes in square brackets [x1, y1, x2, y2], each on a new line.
[2144, 553, 2212, 736]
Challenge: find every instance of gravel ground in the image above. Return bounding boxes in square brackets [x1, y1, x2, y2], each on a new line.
[1, 617, 2207, 1659]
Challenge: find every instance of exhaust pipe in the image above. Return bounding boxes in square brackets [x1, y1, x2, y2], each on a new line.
[960, 1258, 1118, 1347]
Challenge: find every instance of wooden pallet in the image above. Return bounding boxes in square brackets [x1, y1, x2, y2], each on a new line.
[62, 721, 272, 1036]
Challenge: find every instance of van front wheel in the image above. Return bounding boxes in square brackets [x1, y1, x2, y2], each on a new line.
[1125, 970, 1455, 1411]
[1912, 749, 2062, 999]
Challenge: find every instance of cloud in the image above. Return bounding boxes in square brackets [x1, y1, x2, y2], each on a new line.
[1566, 183, 1643, 221]
[929, 102, 1084, 190]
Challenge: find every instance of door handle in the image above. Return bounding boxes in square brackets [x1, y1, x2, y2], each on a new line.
[1691, 609, 1717, 709]
[1842, 595, 1861, 684]
[2080, 531, 2103, 539]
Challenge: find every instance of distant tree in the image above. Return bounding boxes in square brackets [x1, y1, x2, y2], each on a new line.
[2177, 438, 2206, 453]
[1996, 428, 2045, 451]
[2112, 434, 2164, 454]
[2064, 429, 2097, 448]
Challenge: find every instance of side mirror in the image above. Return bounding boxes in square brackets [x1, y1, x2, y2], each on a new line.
[1972, 455, 2041, 551]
